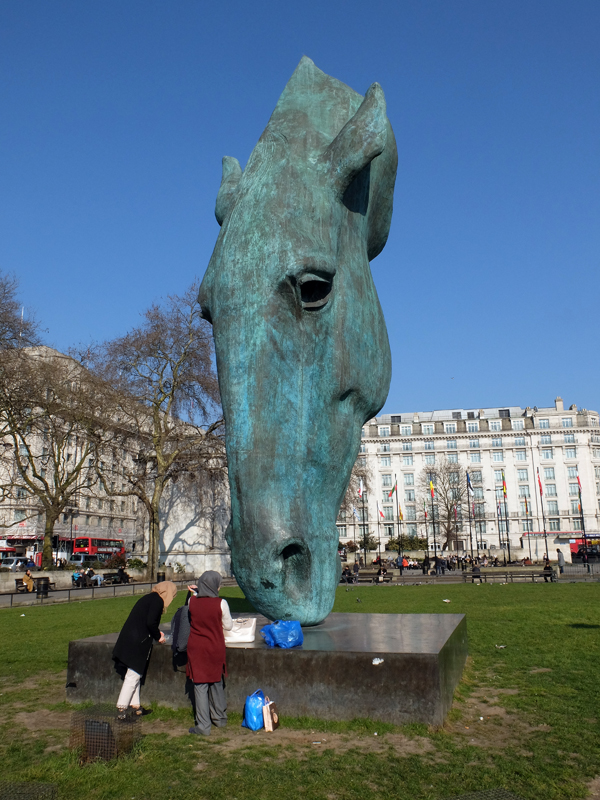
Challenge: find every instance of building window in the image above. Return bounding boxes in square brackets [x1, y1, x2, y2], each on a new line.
[470, 439, 479, 449]
[444, 422, 457, 433]
[512, 420, 524, 430]
[467, 422, 479, 433]
[562, 417, 573, 428]
[401, 425, 412, 436]
[496, 488, 504, 500]
[447, 439, 457, 449]
[425, 441, 435, 450]
[564, 433, 575, 444]
[596, 466, 600, 480]
[475, 505, 486, 519]
[98, 499, 103, 510]
[491, 437, 502, 448]
[518, 485, 530, 498]
[422, 424, 434, 435]
[357, 457, 366, 468]
[493, 451, 503, 462]
[405, 506, 416, 521]
[549, 518, 561, 531]
[571, 500, 581, 515]
[471, 471, 483, 484]
[447, 453, 458, 463]
[565, 448, 577, 459]
[475, 520, 486, 534]
[14, 510, 27, 522]
[540, 434, 552, 445]
[515, 450, 527, 461]
[544, 468, 555, 480]
[569, 483, 579, 496]
[593, 449, 600, 459]
[547, 500, 559, 514]
[337, 525, 347, 538]
[452, 411, 462, 420]
[380, 456, 391, 467]
[522, 519, 533, 532]
[404, 474, 414, 486]
[514, 437, 525, 446]
[546, 484, 557, 496]
[474, 487, 484, 500]
[499, 409, 510, 418]
[517, 469, 528, 482]
[425, 454, 435, 465]
[402, 442, 412, 451]
[494, 470, 503, 483]
[384, 524, 394, 538]
[489, 420, 502, 431]
[538, 419, 550, 429]
[381, 474, 392, 487]
[541, 448, 553, 460]
[384, 507, 394, 521]
[379, 426, 390, 437]
[470, 452, 481, 463]
[405, 489, 415, 502]
[403, 455, 413, 466]
[572, 517, 583, 531]
[567, 466, 577, 479]
[359, 444, 366, 453]
[380, 444, 390, 453]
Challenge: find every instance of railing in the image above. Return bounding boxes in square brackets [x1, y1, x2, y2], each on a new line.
[0, 578, 235, 609]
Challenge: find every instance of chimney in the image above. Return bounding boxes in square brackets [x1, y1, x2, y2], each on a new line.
[555, 397, 564, 411]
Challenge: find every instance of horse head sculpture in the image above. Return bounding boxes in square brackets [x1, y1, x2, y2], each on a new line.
[199, 57, 397, 625]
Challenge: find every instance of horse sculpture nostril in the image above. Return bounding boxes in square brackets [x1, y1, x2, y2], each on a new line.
[280, 541, 311, 600]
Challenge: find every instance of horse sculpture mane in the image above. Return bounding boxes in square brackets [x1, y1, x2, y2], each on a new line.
[200, 57, 397, 625]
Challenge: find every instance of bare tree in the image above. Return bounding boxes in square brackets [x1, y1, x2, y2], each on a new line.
[0, 347, 111, 567]
[0, 272, 40, 348]
[83, 283, 224, 579]
[418, 456, 469, 551]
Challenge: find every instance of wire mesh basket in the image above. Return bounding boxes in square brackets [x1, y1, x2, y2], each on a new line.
[0, 783, 57, 800]
[70, 704, 141, 763]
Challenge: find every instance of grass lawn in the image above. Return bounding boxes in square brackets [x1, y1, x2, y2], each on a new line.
[0, 582, 599, 800]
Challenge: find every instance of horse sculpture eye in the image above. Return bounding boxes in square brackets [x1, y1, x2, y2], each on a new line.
[298, 274, 333, 311]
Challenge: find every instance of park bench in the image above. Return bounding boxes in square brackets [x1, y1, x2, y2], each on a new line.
[462, 570, 557, 584]
[15, 577, 55, 593]
[357, 570, 393, 584]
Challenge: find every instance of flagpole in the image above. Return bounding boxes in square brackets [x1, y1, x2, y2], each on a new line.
[501, 470, 511, 564]
[430, 483, 437, 556]
[578, 470, 587, 554]
[394, 473, 402, 568]
[361, 486, 367, 566]
[495, 501, 503, 560]
[423, 499, 429, 557]
[466, 472, 474, 559]
[537, 468, 548, 561]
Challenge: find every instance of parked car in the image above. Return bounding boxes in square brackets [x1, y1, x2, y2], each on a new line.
[572, 546, 600, 562]
[1, 557, 29, 571]
[68, 554, 97, 568]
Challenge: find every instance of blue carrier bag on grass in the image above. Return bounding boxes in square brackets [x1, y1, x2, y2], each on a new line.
[242, 690, 266, 730]
[260, 620, 303, 649]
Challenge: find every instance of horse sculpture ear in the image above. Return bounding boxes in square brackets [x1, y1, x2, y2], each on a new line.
[324, 83, 388, 197]
[215, 156, 243, 226]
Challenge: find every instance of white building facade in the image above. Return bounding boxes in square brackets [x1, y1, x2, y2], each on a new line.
[338, 398, 600, 561]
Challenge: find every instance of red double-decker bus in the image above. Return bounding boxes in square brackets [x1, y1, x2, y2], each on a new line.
[73, 537, 126, 561]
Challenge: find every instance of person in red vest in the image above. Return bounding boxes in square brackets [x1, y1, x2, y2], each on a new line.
[186, 571, 233, 736]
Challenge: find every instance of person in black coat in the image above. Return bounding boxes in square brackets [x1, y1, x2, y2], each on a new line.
[113, 581, 177, 717]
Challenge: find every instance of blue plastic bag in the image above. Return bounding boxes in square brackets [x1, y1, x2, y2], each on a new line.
[242, 689, 265, 730]
[260, 620, 304, 649]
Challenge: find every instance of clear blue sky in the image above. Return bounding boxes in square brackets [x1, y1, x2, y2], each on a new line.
[1, 1, 598, 414]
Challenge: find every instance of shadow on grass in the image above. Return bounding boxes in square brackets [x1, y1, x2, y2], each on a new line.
[225, 596, 257, 613]
[568, 623, 600, 629]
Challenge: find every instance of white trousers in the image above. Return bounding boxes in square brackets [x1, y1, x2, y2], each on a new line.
[117, 668, 141, 709]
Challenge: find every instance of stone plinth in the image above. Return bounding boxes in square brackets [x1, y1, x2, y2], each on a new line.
[67, 613, 467, 726]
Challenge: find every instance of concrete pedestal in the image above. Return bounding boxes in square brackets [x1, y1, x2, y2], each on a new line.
[67, 613, 467, 725]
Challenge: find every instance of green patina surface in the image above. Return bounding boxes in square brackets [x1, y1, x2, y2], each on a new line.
[199, 58, 397, 624]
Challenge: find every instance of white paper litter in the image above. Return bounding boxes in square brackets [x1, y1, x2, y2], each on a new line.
[495, 645, 507, 649]
[372, 657, 384, 665]
[442, 599, 451, 603]
[20, 614, 25, 617]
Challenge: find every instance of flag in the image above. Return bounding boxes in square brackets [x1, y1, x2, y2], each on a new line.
[358, 479, 364, 498]
[423, 498, 428, 519]
[577, 469, 582, 493]
[537, 467, 543, 497]
[352, 506, 360, 521]
[454, 505, 457, 520]
[398, 505, 403, 522]
[376, 502, 385, 520]
[466, 472, 474, 497]
[472, 501, 475, 517]
[524, 496, 529, 515]
[388, 480, 397, 499]
[430, 480, 435, 499]
[502, 470, 507, 498]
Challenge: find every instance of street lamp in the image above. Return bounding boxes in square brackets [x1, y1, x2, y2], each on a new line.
[486, 488, 506, 565]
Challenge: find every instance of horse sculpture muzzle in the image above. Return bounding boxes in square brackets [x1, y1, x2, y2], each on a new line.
[199, 57, 397, 625]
